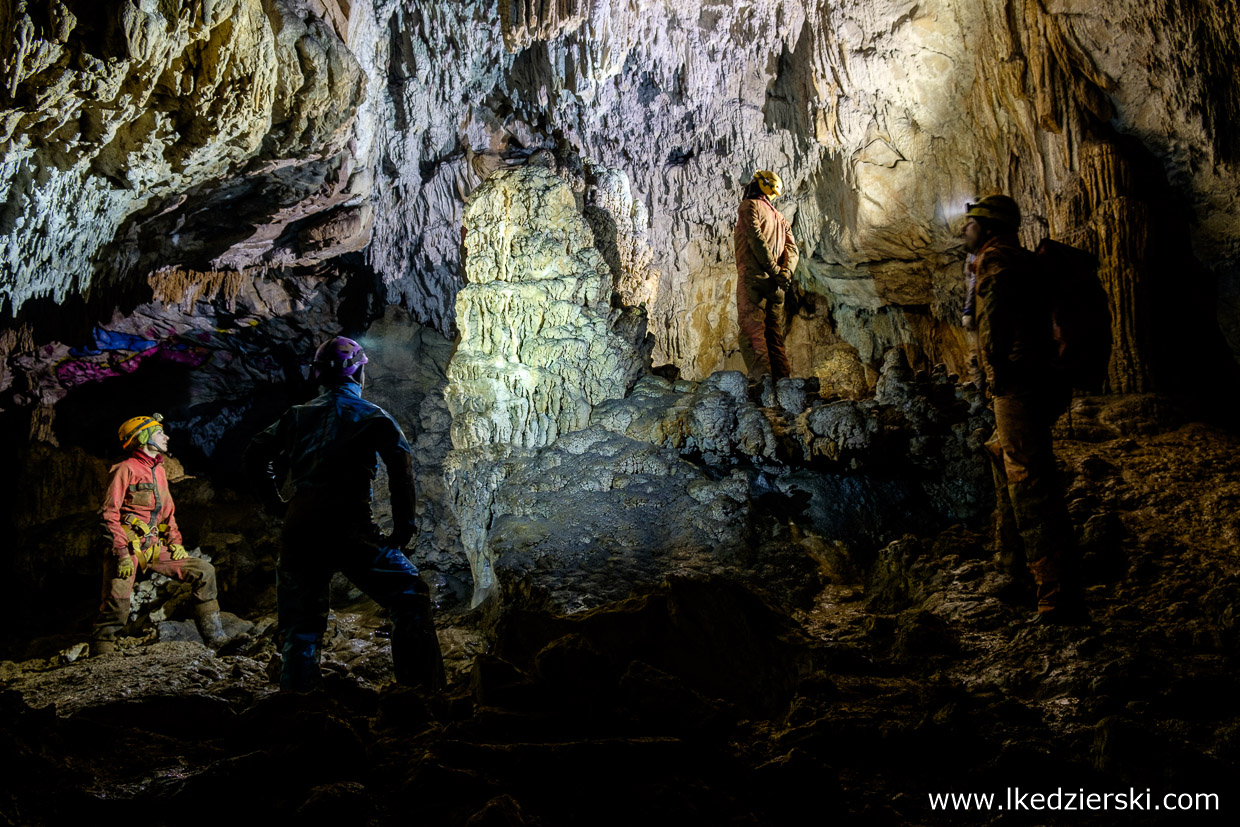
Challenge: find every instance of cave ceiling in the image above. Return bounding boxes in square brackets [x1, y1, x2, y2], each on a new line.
[1, 0, 1239, 439]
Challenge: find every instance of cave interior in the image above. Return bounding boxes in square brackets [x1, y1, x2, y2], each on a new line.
[1, 1, 1239, 824]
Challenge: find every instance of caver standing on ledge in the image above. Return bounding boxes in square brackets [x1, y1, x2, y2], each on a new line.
[965, 194, 1086, 624]
[734, 169, 800, 381]
[245, 336, 445, 693]
[94, 414, 226, 654]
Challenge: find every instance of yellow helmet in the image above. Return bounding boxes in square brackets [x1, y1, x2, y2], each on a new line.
[118, 413, 164, 451]
[752, 170, 784, 199]
[965, 194, 1021, 231]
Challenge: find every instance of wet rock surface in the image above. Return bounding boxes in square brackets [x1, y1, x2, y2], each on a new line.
[1, 395, 1235, 825]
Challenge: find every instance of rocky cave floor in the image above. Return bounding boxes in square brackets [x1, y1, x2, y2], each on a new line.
[2, 409, 1238, 826]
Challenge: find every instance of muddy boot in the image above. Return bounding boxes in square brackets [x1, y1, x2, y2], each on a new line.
[92, 598, 129, 656]
[1029, 555, 1062, 613]
[194, 599, 228, 650]
[392, 593, 447, 691]
[1028, 556, 1088, 625]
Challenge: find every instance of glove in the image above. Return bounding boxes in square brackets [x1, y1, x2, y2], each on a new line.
[116, 556, 134, 580]
[962, 314, 975, 331]
[774, 268, 792, 290]
[169, 544, 188, 561]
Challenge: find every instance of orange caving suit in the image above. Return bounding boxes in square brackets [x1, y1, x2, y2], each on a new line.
[734, 196, 799, 380]
[95, 450, 217, 642]
[973, 232, 1079, 614]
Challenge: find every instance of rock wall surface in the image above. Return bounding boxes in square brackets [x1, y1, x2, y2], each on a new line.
[3, 0, 1237, 393]
[1, 0, 370, 310]
[443, 162, 651, 602]
[445, 163, 648, 451]
[368, 0, 1240, 390]
[447, 354, 994, 615]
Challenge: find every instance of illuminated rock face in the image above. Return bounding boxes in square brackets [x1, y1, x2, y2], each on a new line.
[446, 355, 993, 616]
[4, 0, 1237, 389]
[0, 0, 369, 310]
[442, 163, 649, 600]
[445, 163, 647, 452]
[370, 0, 1240, 390]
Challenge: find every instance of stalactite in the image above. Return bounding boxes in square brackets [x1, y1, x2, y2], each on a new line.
[499, 0, 589, 52]
[147, 267, 245, 310]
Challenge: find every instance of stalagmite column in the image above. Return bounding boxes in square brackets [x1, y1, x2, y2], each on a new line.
[443, 162, 650, 603]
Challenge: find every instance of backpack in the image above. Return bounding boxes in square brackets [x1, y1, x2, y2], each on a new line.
[1035, 239, 1112, 396]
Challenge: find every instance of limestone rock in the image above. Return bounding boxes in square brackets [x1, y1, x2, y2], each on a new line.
[583, 162, 660, 311]
[0, 0, 368, 311]
[445, 164, 648, 452]
[452, 349, 990, 614]
[442, 164, 654, 604]
[486, 427, 753, 613]
[4, 0, 1238, 403]
[361, 0, 1239, 390]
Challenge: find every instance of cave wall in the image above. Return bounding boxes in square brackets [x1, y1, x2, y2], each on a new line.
[366, 0, 1240, 388]
[1, 1, 1238, 596]
[1, 0, 371, 310]
[3, 0, 1237, 391]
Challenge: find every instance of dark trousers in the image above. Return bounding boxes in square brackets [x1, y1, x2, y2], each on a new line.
[277, 524, 445, 693]
[985, 393, 1080, 612]
[737, 275, 789, 380]
[94, 546, 217, 641]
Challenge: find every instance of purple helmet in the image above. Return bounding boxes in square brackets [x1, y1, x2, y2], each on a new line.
[312, 336, 368, 383]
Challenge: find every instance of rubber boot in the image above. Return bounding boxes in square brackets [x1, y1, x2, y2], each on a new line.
[392, 593, 447, 691]
[91, 597, 129, 656]
[1028, 555, 1062, 613]
[194, 599, 228, 649]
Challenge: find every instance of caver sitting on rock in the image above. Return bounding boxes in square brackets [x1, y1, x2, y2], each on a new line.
[93, 414, 227, 655]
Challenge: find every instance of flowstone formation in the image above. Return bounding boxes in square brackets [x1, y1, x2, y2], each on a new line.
[443, 162, 651, 602]
[445, 163, 648, 451]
